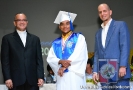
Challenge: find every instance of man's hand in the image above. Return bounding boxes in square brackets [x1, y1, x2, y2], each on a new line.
[92, 73, 99, 84]
[59, 60, 71, 68]
[37, 79, 44, 87]
[58, 67, 66, 77]
[119, 66, 126, 77]
[5, 79, 13, 89]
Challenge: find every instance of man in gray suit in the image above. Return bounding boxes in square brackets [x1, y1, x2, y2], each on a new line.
[1, 13, 44, 90]
[93, 3, 131, 90]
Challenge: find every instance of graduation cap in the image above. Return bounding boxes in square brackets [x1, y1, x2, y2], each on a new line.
[54, 11, 77, 31]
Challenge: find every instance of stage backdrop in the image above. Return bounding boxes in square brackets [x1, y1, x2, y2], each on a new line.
[0, 0, 133, 83]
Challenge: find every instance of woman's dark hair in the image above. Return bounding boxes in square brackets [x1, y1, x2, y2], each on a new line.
[47, 64, 52, 72]
[87, 59, 93, 67]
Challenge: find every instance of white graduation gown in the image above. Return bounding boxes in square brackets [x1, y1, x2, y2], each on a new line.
[47, 34, 88, 90]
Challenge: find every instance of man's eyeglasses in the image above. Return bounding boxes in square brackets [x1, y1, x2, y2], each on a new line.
[14, 19, 27, 22]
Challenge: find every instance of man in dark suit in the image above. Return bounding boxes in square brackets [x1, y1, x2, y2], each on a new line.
[1, 13, 44, 90]
[93, 3, 131, 90]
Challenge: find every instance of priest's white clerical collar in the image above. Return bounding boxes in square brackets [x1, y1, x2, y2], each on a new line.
[17, 30, 27, 34]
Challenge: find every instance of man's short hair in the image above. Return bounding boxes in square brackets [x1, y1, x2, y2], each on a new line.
[14, 12, 27, 20]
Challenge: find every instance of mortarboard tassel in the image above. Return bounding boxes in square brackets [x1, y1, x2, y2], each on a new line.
[68, 12, 74, 31]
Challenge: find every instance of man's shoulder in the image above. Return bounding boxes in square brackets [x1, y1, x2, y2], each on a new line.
[78, 33, 85, 39]
[2, 32, 14, 38]
[52, 36, 61, 44]
[28, 33, 39, 39]
[113, 20, 126, 25]
[74, 32, 85, 38]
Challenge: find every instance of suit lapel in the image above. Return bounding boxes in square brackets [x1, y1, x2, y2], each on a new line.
[13, 31, 24, 48]
[25, 32, 32, 49]
[105, 20, 116, 48]
[98, 28, 105, 51]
